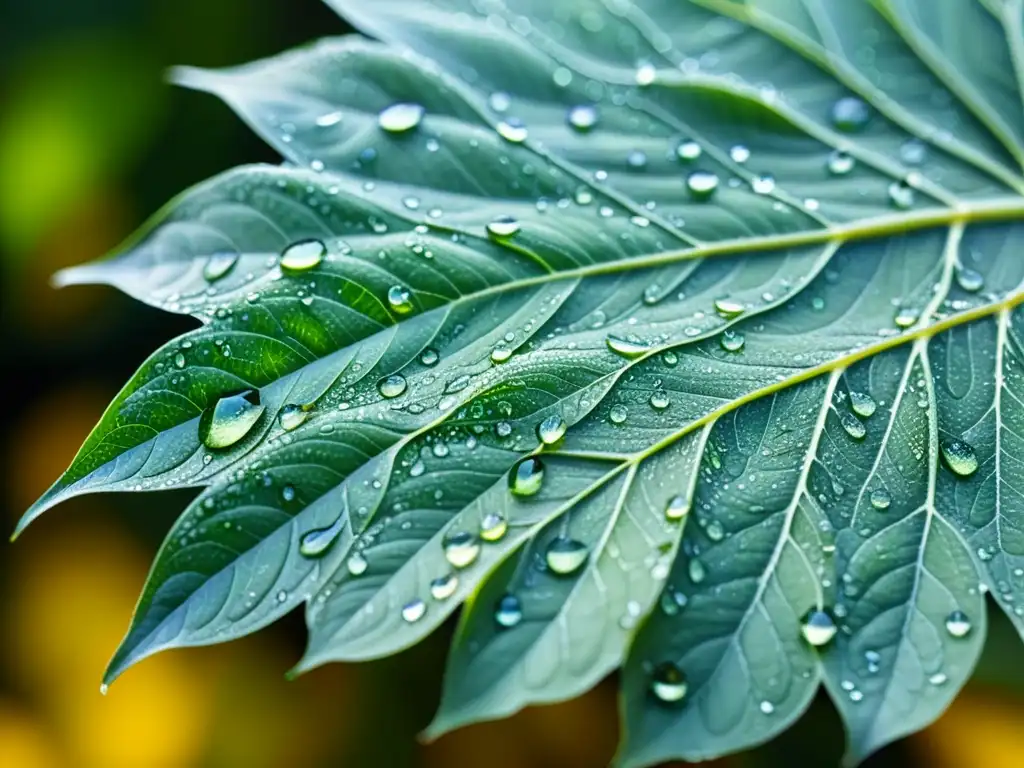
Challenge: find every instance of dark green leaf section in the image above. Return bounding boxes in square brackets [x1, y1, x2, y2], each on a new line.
[18, 1, 1024, 766]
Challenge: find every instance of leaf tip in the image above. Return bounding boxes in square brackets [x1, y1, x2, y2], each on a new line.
[167, 65, 222, 93]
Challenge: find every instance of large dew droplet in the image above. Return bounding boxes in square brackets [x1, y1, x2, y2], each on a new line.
[676, 139, 701, 161]
[545, 536, 589, 575]
[956, 266, 984, 293]
[609, 404, 629, 424]
[536, 414, 567, 445]
[714, 297, 745, 319]
[830, 97, 871, 132]
[941, 438, 978, 477]
[486, 215, 521, 239]
[800, 609, 837, 647]
[686, 170, 719, 200]
[567, 104, 599, 132]
[443, 531, 481, 569]
[378, 102, 424, 133]
[401, 598, 427, 623]
[650, 661, 688, 704]
[869, 488, 892, 510]
[199, 390, 265, 450]
[606, 334, 650, 359]
[849, 391, 876, 418]
[509, 456, 545, 497]
[944, 609, 972, 638]
[378, 374, 408, 399]
[203, 251, 239, 282]
[720, 330, 745, 352]
[495, 594, 524, 628]
[888, 181, 915, 209]
[497, 118, 528, 143]
[827, 150, 855, 175]
[430, 573, 458, 601]
[280, 239, 326, 272]
[279, 403, 311, 431]
[299, 515, 345, 558]
[479, 512, 508, 542]
[347, 551, 368, 576]
[839, 410, 867, 441]
[387, 285, 414, 314]
[665, 495, 689, 522]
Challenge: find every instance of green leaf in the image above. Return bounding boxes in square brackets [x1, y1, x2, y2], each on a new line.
[17, 1, 1024, 765]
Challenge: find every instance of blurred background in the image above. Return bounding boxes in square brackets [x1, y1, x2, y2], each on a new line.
[1, 1, 1023, 766]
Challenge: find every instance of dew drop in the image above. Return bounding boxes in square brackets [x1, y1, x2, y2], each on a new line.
[888, 180, 915, 209]
[378, 374, 408, 399]
[839, 410, 867, 441]
[401, 598, 426, 623]
[849, 391, 876, 418]
[609, 404, 629, 424]
[497, 117, 528, 143]
[665, 495, 689, 522]
[279, 403, 310, 431]
[430, 573, 458, 601]
[203, 251, 239, 282]
[940, 438, 978, 477]
[649, 391, 671, 410]
[606, 334, 650, 359]
[827, 150, 855, 175]
[899, 139, 927, 166]
[315, 110, 343, 127]
[490, 343, 513, 363]
[387, 285, 414, 314]
[486, 215, 521, 239]
[281, 239, 326, 272]
[199, 390, 265, 450]
[443, 531, 481, 569]
[347, 551, 368, 576]
[688, 558, 706, 584]
[174, 352, 186, 369]
[378, 102, 424, 133]
[686, 170, 719, 200]
[544, 536, 589, 575]
[627, 150, 648, 170]
[419, 348, 439, 366]
[488, 91, 511, 113]
[729, 145, 750, 163]
[299, 515, 345, 558]
[956, 266, 984, 293]
[713, 297, 745, 319]
[509, 456, 545, 497]
[536, 414, 567, 445]
[720, 330, 745, 352]
[480, 512, 508, 542]
[635, 62, 656, 86]
[567, 104, 599, 131]
[495, 594, 524, 628]
[894, 306, 920, 328]
[800, 608, 838, 647]
[650, 662, 687, 704]
[676, 139, 702, 161]
[751, 174, 775, 194]
[945, 609, 972, 638]
[870, 488, 892, 510]
[830, 97, 871, 132]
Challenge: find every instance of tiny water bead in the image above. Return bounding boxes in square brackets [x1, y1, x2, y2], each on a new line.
[443, 531, 481, 569]
[849, 391, 877, 418]
[401, 598, 427, 623]
[280, 239, 326, 272]
[894, 306, 920, 329]
[509, 456, 545, 497]
[627, 150, 648, 170]
[941, 438, 979, 477]
[479, 512, 508, 542]
[567, 104, 599, 131]
[199, 390, 265, 450]
[378, 102, 424, 133]
[495, 594, 524, 628]
[827, 149, 855, 175]
[387, 284, 414, 314]
[378, 374, 408, 399]
[956, 265, 984, 293]
[688, 558, 706, 584]
[888, 180, 915, 209]
[729, 145, 751, 163]
[830, 96, 871, 132]
[486, 215, 521, 239]
[686, 170, 719, 200]
[347, 552, 368, 576]
[203, 251, 239, 282]
[713, 297, 745, 319]
[870, 488, 892, 510]
[649, 661, 688, 704]
[751, 174, 776, 194]
[536, 414, 567, 445]
[719, 330, 745, 352]
[497, 117, 528, 143]
[800, 609, 837, 647]
[606, 334, 650, 359]
[609, 404, 629, 424]
[430, 573, 459, 601]
[279, 403, 310, 431]
[545, 537, 590, 575]
[676, 139, 702, 161]
[665, 495, 689, 522]
[945, 609, 972, 638]
[299, 516, 345, 558]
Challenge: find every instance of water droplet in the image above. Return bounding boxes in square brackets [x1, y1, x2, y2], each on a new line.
[281, 239, 326, 272]
[378, 374, 408, 398]
[869, 488, 892, 510]
[174, 352, 186, 369]
[760, 700, 775, 715]
[688, 558, 706, 584]
[729, 145, 750, 163]
[649, 391, 671, 410]
[299, 515, 345, 558]
[665, 495, 689, 522]
[751, 174, 775, 194]
[606, 334, 650, 359]
[488, 91, 511, 113]
[387, 285, 414, 314]
[430, 573, 458, 601]
[945, 609, 972, 637]
[535, 414, 567, 445]
[480, 512, 508, 542]
[509, 456, 545, 497]
[486, 215, 521, 239]
[627, 150, 648, 170]
[609, 404, 629, 424]
[99, 684, 109, 696]
[378, 102, 424, 133]
[899, 139, 927, 166]
[830, 97, 871, 132]
[497, 117, 528, 143]
[401, 598, 426, 623]
[888, 180, 915, 209]
[941, 438, 978, 477]
[894, 306, 919, 328]
[720, 330, 745, 352]
[567, 104, 599, 131]
[956, 266, 984, 293]
[650, 661, 687, 704]
[849, 391, 876, 418]
[676, 140, 701, 161]
[443, 531, 481, 569]
[490, 343, 513, 363]
[203, 251, 239, 282]
[800, 609, 837, 647]
[545, 536, 589, 575]
[706, 519, 724, 541]
[279, 403, 310, 431]
[495, 594, 524, 628]
[347, 552, 368, 576]
[419, 348, 439, 366]
[635, 62, 656, 86]
[686, 171, 719, 200]
[839, 410, 867, 440]
[827, 150, 855, 175]
[199, 390, 265, 450]
[315, 110, 343, 127]
[714, 297, 745, 319]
